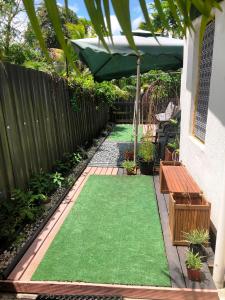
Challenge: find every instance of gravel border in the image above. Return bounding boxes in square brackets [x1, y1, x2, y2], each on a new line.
[89, 141, 136, 167]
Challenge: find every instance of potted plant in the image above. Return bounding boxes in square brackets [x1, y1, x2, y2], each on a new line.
[184, 229, 209, 262]
[186, 250, 202, 282]
[165, 136, 179, 161]
[122, 160, 136, 175]
[138, 141, 155, 175]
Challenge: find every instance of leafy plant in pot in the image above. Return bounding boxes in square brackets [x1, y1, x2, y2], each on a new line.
[122, 160, 136, 175]
[165, 136, 179, 161]
[183, 229, 209, 262]
[186, 250, 202, 281]
[138, 141, 155, 175]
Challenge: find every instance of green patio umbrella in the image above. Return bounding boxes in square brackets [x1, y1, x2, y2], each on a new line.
[71, 35, 183, 162]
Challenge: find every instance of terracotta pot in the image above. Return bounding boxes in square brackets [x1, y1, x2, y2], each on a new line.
[187, 268, 201, 281]
[164, 147, 173, 161]
[124, 151, 134, 161]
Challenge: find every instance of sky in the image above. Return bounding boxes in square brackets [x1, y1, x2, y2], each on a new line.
[57, 0, 147, 35]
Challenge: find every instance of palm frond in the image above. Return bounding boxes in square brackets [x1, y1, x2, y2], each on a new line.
[112, 0, 138, 53]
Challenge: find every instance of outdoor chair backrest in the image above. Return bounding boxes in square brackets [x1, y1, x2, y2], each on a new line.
[165, 102, 176, 119]
[155, 101, 177, 122]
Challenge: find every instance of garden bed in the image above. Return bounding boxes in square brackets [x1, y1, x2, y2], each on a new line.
[0, 127, 111, 279]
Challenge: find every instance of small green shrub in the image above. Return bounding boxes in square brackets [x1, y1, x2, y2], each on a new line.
[186, 250, 203, 270]
[138, 142, 155, 162]
[29, 171, 54, 195]
[122, 160, 136, 172]
[183, 229, 209, 245]
[51, 172, 64, 188]
[0, 189, 43, 245]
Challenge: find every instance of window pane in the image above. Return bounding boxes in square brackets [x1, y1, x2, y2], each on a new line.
[194, 20, 215, 142]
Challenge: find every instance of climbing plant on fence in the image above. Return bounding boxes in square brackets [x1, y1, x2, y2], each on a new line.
[0, 62, 111, 202]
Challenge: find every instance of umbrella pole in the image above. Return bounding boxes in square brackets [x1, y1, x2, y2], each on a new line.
[134, 55, 141, 164]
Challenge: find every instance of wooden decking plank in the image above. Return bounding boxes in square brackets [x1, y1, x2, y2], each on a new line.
[100, 167, 107, 175]
[106, 167, 113, 175]
[111, 167, 119, 175]
[162, 166, 201, 193]
[94, 167, 102, 175]
[0, 280, 219, 300]
[154, 176, 186, 288]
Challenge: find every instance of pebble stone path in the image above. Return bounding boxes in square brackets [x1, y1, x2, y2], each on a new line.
[89, 141, 134, 167]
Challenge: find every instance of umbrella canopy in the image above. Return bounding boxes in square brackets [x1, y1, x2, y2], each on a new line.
[71, 35, 183, 81]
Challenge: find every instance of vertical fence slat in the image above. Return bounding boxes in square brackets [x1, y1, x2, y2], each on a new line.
[0, 63, 109, 200]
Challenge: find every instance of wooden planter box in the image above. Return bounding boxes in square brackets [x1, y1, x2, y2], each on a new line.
[169, 192, 211, 246]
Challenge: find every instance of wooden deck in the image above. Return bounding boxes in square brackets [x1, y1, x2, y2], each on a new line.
[0, 167, 218, 299]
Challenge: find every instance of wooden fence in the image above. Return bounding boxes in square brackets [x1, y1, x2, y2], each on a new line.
[0, 63, 109, 200]
[110, 97, 179, 123]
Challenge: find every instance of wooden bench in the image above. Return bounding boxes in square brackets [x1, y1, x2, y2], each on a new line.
[159, 161, 202, 194]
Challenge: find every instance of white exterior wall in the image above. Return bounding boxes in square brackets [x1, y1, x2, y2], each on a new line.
[180, 1, 225, 229]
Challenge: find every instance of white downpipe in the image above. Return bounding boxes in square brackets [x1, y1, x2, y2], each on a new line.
[213, 181, 225, 288]
[134, 55, 141, 164]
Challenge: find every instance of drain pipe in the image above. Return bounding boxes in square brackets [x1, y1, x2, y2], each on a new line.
[213, 182, 225, 288]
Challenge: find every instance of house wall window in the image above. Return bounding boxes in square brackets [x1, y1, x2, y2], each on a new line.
[193, 20, 215, 142]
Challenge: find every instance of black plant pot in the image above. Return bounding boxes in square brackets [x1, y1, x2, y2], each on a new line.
[190, 243, 207, 262]
[138, 158, 154, 175]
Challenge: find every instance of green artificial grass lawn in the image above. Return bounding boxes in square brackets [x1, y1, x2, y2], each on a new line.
[107, 124, 143, 142]
[32, 175, 171, 287]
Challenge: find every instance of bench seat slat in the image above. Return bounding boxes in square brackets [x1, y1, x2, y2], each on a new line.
[162, 165, 201, 193]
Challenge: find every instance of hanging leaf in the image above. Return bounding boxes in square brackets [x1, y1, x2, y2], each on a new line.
[44, 0, 78, 72]
[166, 0, 185, 36]
[153, 0, 169, 32]
[84, 0, 110, 52]
[103, 0, 113, 44]
[112, 0, 138, 53]
[22, 0, 50, 60]
[139, 0, 158, 40]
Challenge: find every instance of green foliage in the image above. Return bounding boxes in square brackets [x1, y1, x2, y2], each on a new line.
[0, 0, 24, 54]
[29, 171, 55, 195]
[138, 141, 155, 162]
[184, 229, 209, 245]
[0, 189, 43, 245]
[69, 73, 129, 107]
[25, 3, 78, 49]
[51, 172, 64, 188]
[54, 151, 83, 175]
[0, 149, 85, 246]
[23, 60, 54, 73]
[167, 136, 179, 151]
[141, 70, 181, 99]
[122, 160, 136, 172]
[139, 1, 183, 38]
[186, 250, 203, 270]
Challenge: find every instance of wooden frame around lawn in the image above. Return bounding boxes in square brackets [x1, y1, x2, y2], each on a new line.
[0, 166, 218, 300]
